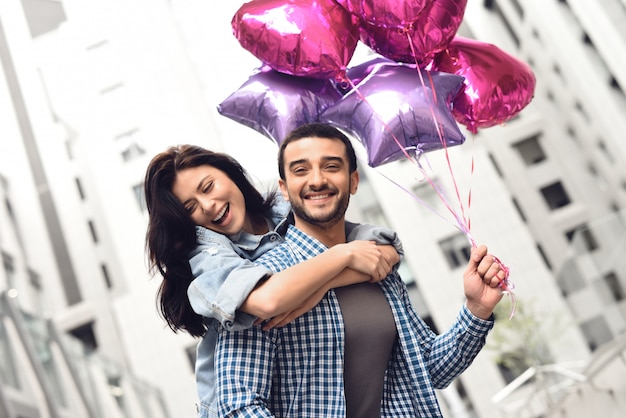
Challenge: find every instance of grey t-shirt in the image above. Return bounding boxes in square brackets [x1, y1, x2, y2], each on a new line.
[335, 282, 398, 417]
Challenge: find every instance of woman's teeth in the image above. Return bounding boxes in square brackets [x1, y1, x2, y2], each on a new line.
[213, 204, 228, 223]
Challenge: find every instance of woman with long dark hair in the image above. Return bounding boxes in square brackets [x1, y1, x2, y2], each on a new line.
[144, 144, 401, 417]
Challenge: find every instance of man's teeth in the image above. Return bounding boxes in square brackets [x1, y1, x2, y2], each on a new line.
[308, 194, 330, 200]
[213, 205, 227, 222]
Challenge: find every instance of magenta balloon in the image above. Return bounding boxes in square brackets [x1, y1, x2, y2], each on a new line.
[334, 0, 429, 29]
[232, 0, 360, 79]
[433, 37, 537, 133]
[320, 63, 466, 167]
[358, 0, 468, 66]
[217, 67, 342, 145]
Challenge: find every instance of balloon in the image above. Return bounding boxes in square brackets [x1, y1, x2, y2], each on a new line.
[232, 0, 360, 79]
[217, 67, 342, 145]
[334, 0, 429, 29]
[336, 54, 399, 94]
[357, 0, 468, 66]
[432, 37, 536, 133]
[320, 63, 466, 167]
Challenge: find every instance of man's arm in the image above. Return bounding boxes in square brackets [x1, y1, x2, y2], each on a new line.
[215, 325, 275, 417]
[392, 246, 500, 389]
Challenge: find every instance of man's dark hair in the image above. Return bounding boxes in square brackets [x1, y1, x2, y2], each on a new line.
[278, 123, 358, 180]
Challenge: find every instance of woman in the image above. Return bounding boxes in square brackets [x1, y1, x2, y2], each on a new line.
[144, 144, 401, 417]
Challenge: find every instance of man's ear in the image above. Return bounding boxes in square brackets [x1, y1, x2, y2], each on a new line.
[350, 170, 359, 195]
[279, 178, 290, 201]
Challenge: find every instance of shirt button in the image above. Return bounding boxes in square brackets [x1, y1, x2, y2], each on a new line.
[270, 235, 277, 241]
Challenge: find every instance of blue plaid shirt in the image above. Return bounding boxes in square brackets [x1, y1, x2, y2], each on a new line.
[215, 225, 494, 417]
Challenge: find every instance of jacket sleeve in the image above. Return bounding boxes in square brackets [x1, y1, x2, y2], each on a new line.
[346, 221, 404, 262]
[187, 234, 272, 331]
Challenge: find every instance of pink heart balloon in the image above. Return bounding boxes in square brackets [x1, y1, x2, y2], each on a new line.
[358, 0, 468, 66]
[232, 0, 360, 80]
[334, 0, 429, 29]
[432, 37, 536, 133]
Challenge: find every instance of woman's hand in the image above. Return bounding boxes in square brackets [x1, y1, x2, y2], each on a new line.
[336, 240, 398, 282]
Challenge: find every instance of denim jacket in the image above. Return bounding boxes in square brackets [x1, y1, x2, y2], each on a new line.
[189, 195, 403, 417]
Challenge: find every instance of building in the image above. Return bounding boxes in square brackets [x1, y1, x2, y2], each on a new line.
[0, 0, 624, 417]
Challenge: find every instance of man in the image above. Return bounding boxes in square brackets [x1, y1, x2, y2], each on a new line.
[215, 123, 506, 417]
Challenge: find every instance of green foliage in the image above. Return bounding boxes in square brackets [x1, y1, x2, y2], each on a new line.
[487, 298, 571, 377]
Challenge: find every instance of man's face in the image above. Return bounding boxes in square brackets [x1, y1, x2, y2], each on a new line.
[279, 136, 359, 229]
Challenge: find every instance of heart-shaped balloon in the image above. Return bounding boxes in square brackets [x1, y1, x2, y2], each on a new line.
[321, 62, 466, 167]
[358, 0, 468, 66]
[432, 37, 536, 133]
[334, 0, 429, 29]
[218, 67, 342, 145]
[232, 0, 360, 79]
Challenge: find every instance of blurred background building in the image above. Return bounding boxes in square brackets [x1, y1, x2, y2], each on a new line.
[0, 0, 624, 417]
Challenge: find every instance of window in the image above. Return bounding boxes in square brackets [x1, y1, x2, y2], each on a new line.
[101, 263, 113, 289]
[513, 134, 546, 165]
[133, 183, 147, 212]
[603, 272, 624, 302]
[28, 268, 41, 290]
[68, 322, 98, 352]
[556, 258, 585, 296]
[2, 252, 15, 288]
[439, 233, 472, 269]
[75, 177, 85, 200]
[565, 224, 598, 252]
[121, 141, 145, 162]
[87, 220, 99, 243]
[597, 139, 614, 164]
[540, 182, 571, 210]
[580, 316, 612, 351]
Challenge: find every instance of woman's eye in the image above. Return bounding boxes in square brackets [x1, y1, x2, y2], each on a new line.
[202, 181, 213, 193]
[185, 203, 197, 214]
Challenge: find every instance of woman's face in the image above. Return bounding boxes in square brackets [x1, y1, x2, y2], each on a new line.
[172, 165, 248, 236]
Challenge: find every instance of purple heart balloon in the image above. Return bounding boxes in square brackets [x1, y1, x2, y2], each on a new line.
[218, 67, 343, 145]
[321, 63, 465, 167]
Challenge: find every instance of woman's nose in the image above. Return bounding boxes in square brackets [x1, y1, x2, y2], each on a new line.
[199, 197, 214, 214]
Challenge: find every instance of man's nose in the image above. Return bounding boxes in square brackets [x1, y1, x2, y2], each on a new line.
[309, 168, 327, 188]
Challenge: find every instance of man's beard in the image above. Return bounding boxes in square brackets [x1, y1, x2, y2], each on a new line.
[289, 188, 350, 228]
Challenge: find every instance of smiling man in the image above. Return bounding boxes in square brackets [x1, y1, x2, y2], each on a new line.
[214, 123, 506, 417]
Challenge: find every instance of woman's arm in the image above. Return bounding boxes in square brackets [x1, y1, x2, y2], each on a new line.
[240, 240, 398, 319]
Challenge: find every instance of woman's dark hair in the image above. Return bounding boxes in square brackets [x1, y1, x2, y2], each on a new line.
[144, 144, 274, 337]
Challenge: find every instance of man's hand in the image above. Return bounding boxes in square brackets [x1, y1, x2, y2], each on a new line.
[463, 245, 506, 320]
